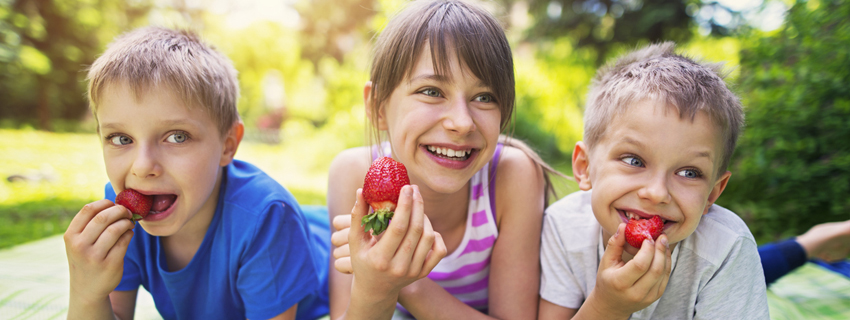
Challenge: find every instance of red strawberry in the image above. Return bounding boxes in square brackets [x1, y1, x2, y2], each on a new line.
[624, 215, 664, 249]
[116, 189, 153, 221]
[362, 157, 410, 235]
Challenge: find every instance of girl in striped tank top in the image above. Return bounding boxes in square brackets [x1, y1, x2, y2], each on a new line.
[326, 0, 563, 319]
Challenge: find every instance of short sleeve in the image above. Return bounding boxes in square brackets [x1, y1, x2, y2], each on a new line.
[694, 235, 770, 320]
[237, 202, 320, 320]
[104, 182, 143, 291]
[539, 214, 586, 309]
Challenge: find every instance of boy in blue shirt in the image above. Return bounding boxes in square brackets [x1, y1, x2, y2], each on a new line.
[538, 42, 769, 319]
[63, 27, 328, 320]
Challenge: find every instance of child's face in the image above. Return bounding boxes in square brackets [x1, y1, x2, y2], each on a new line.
[369, 45, 502, 194]
[96, 82, 238, 237]
[574, 99, 731, 253]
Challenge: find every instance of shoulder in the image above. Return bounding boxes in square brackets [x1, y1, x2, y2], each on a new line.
[222, 159, 298, 214]
[494, 145, 543, 180]
[543, 191, 599, 248]
[680, 204, 758, 267]
[328, 146, 373, 176]
[492, 145, 546, 223]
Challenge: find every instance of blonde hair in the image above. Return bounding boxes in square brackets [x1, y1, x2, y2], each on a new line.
[584, 42, 744, 173]
[368, 0, 567, 204]
[87, 26, 239, 136]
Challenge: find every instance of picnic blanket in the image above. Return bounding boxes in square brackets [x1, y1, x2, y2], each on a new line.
[767, 261, 850, 320]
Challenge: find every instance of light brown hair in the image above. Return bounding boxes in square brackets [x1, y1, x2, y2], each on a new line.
[87, 26, 239, 137]
[584, 42, 744, 174]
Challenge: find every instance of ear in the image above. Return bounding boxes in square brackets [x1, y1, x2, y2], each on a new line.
[572, 141, 593, 191]
[703, 170, 731, 215]
[363, 81, 388, 130]
[220, 121, 244, 167]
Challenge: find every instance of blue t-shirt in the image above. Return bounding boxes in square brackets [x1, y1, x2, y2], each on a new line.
[108, 160, 329, 320]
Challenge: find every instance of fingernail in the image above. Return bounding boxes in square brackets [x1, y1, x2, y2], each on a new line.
[613, 229, 619, 238]
[405, 185, 413, 196]
[661, 237, 669, 248]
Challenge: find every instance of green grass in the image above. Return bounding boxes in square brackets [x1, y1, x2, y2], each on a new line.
[0, 128, 336, 249]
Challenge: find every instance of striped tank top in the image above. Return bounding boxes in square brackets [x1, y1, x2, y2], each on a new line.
[385, 144, 504, 319]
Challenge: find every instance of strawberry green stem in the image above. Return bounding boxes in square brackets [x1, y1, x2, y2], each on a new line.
[361, 209, 394, 235]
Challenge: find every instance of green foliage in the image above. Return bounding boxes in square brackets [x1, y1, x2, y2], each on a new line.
[718, 0, 850, 243]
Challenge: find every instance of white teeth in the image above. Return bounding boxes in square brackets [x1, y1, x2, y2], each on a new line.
[427, 145, 471, 158]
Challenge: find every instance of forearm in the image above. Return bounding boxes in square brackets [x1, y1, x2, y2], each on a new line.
[67, 293, 119, 320]
[397, 278, 498, 320]
[570, 292, 630, 320]
[337, 276, 400, 320]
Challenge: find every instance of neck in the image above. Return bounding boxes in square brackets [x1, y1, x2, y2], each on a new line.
[416, 181, 470, 235]
[161, 167, 223, 271]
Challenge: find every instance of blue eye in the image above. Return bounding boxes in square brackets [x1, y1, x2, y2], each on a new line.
[677, 169, 703, 179]
[419, 88, 441, 97]
[109, 135, 132, 145]
[621, 156, 644, 167]
[166, 131, 189, 143]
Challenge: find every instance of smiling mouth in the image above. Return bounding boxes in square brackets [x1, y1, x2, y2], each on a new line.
[426, 145, 473, 161]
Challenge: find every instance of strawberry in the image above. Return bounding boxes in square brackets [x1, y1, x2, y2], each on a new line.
[361, 157, 410, 235]
[624, 215, 664, 249]
[116, 189, 153, 221]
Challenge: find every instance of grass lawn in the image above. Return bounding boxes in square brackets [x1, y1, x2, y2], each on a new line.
[0, 128, 577, 250]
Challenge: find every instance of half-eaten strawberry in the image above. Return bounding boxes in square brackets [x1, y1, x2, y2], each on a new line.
[624, 215, 664, 249]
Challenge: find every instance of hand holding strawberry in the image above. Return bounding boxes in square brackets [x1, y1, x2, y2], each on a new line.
[361, 157, 410, 235]
[577, 223, 672, 319]
[64, 199, 136, 311]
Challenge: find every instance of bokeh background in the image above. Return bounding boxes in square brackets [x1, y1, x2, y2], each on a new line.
[1, 0, 848, 250]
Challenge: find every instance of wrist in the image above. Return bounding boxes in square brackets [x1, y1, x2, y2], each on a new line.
[582, 290, 631, 320]
[347, 276, 401, 319]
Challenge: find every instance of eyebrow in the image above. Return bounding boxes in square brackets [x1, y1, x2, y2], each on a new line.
[99, 119, 200, 131]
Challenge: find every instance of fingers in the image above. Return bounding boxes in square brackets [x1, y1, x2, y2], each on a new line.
[79, 204, 133, 246]
[105, 228, 135, 263]
[390, 185, 425, 266]
[407, 194, 435, 277]
[66, 200, 116, 235]
[92, 215, 136, 256]
[333, 214, 352, 231]
[349, 189, 370, 248]
[600, 223, 627, 269]
[334, 244, 351, 260]
[334, 257, 353, 274]
[420, 231, 447, 279]
[375, 185, 413, 254]
[331, 227, 350, 248]
[620, 237, 658, 285]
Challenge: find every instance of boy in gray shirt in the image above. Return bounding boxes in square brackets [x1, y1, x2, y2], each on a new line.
[538, 42, 769, 319]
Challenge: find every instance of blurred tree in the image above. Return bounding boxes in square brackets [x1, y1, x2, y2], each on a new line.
[0, 0, 150, 130]
[719, 0, 850, 242]
[502, 0, 750, 66]
[294, 0, 377, 66]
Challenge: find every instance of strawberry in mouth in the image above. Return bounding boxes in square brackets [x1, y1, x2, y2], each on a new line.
[620, 210, 666, 249]
[425, 145, 473, 161]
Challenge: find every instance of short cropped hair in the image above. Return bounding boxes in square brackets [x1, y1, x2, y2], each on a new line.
[87, 26, 239, 136]
[584, 42, 744, 174]
[368, 0, 514, 133]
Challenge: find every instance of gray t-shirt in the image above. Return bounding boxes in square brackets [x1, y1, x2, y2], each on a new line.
[540, 191, 769, 320]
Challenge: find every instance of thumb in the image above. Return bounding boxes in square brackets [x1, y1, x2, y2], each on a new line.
[600, 223, 627, 269]
[349, 188, 371, 246]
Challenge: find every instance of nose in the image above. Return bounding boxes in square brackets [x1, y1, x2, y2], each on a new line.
[638, 171, 671, 204]
[131, 143, 162, 179]
[442, 97, 476, 135]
